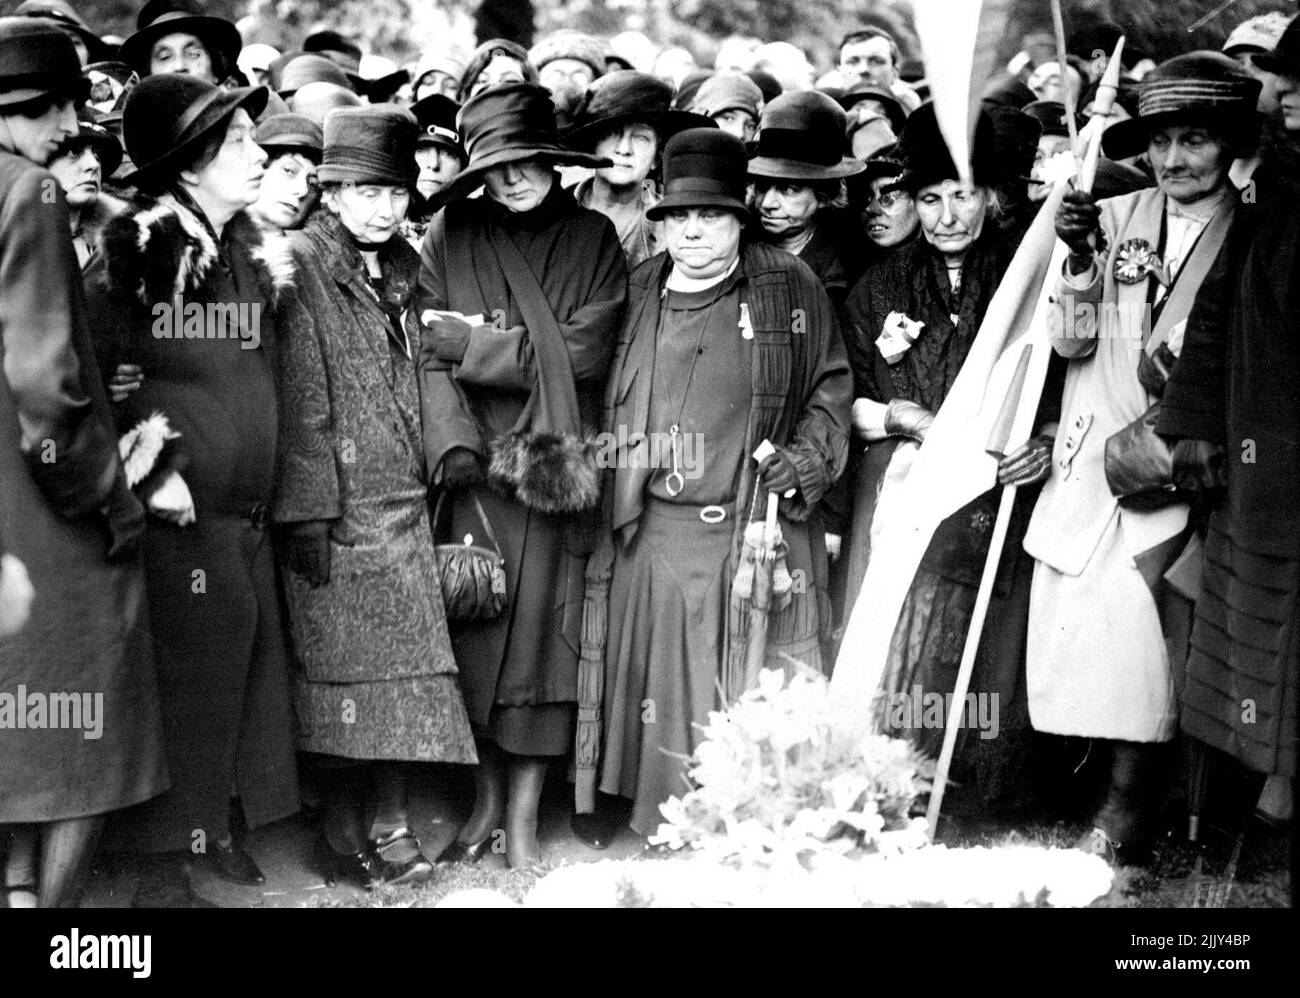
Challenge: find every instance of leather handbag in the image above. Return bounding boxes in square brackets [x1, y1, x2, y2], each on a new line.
[431, 492, 507, 622]
[1103, 345, 1186, 511]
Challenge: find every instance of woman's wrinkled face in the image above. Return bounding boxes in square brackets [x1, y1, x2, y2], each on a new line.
[593, 122, 657, 187]
[916, 180, 989, 259]
[414, 144, 464, 199]
[484, 159, 553, 212]
[48, 141, 102, 207]
[254, 151, 316, 229]
[861, 176, 917, 248]
[188, 109, 266, 214]
[326, 182, 410, 242]
[150, 32, 215, 83]
[754, 181, 820, 240]
[1148, 123, 1230, 204]
[662, 207, 742, 279]
[468, 54, 526, 98]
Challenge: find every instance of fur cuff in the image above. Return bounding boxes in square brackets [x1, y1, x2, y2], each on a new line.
[488, 430, 601, 514]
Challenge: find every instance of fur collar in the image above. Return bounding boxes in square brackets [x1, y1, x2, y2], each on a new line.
[101, 190, 295, 310]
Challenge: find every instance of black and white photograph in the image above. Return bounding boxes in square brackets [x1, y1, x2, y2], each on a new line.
[0, 0, 1294, 966]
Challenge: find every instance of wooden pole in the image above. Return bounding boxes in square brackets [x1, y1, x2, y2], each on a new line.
[1049, 0, 1080, 155]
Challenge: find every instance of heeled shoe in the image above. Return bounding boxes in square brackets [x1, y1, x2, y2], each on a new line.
[312, 834, 375, 889]
[433, 835, 492, 866]
[211, 839, 265, 886]
[368, 827, 434, 886]
[571, 810, 621, 850]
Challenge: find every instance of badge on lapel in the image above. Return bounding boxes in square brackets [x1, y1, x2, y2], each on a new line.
[1112, 238, 1169, 286]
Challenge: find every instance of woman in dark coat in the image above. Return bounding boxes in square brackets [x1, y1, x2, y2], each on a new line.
[0, 18, 166, 909]
[274, 106, 477, 888]
[84, 74, 299, 906]
[841, 104, 1056, 816]
[417, 82, 627, 870]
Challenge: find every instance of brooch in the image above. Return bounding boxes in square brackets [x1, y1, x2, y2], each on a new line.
[1112, 238, 1168, 285]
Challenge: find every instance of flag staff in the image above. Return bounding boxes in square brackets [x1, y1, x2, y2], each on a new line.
[924, 36, 1127, 842]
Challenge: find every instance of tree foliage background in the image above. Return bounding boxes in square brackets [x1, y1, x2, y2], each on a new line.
[18, 0, 1298, 72]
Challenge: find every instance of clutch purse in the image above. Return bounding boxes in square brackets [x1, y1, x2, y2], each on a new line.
[1103, 401, 1187, 511]
[432, 492, 507, 622]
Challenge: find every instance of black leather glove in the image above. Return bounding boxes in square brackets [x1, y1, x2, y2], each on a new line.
[440, 447, 485, 490]
[1056, 188, 1100, 258]
[757, 450, 800, 497]
[884, 399, 935, 442]
[1171, 438, 1227, 492]
[280, 520, 333, 588]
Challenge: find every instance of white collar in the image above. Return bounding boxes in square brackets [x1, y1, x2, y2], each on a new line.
[665, 256, 740, 293]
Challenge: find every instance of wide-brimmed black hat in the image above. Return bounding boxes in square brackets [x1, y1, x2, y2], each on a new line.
[120, 73, 267, 188]
[119, 0, 242, 81]
[51, 105, 122, 176]
[748, 90, 864, 182]
[0, 16, 90, 108]
[428, 81, 610, 209]
[1102, 51, 1262, 159]
[317, 105, 417, 187]
[13, 0, 113, 63]
[839, 82, 906, 135]
[1252, 16, 1300, 76]
[646, 127, 749, 221]
[254, 112, 323, 164]
[411, 94, 466, 161]
[563, 71, 714, 151]
[898, 101, 1037, 193]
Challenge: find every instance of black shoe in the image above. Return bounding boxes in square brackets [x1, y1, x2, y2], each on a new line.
[434, 836, 491, 866]
[571, 810, 621, 850]
[368, 827, 434, 886]
[312, 834, 375, 890]
[211, 840, 265, 886]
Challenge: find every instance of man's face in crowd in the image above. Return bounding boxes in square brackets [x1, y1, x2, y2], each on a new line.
[48, 141, 102, 208]
[1148, 123, 1230, 204]
[1, 97, 77, 165]
[840, 35, 896, 89]
[663, 207, 742, 279]
[484, 158, 553, 212]
[861, 176, 917, 248]
[151, 32, 216, 83]
[594, 122, 657, 188]
[712, 108, 757, 143]
[254, 151, 316, 229]
[755, 181, 820, 240]
[414, 144, 464, 199]
[1027, 61, 1081, 104]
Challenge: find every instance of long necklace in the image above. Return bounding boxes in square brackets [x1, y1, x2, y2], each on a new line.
[653, 276, 726, 496]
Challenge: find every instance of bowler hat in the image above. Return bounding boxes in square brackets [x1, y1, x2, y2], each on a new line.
[689, 73, 762, 119]
[427, 81, 610, 210]
[748, 90, 865, 182]
[563, 71, 714, 151]
[254, 112, 323, 164]
[271, 53, 353, 98]
[120, 73, 267, 188]
[1021, 100, 1080, 139]
[317, 105, 417, 187]
[13, 0, 112, 63]
[646, 127, 749, 221]
[0, 17, 90, 108]
[898, 101, 1037, 193]
[411, 94, 466, 161]
[51, 105, 122, 176]
[289, 81, 362, 126]
[118, 0, 242, 81]
[304, 29, 361, 73]
[1101, 51, 1263, 159]
[1252, 16, 1300, 76]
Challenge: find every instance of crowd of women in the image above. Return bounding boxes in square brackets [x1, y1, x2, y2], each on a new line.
[0, 0, 1297, 907]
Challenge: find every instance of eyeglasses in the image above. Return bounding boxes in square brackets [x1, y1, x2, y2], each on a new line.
[864, 187, 912, 212]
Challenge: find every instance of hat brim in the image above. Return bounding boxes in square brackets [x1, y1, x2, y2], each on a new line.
[121, 85, 268, 187]
[427, 145, 610, 211]
[747, 155, 865, 181]
[1100, 107, 1260, 159]
[839, 92, 906, 133]
[0, 74, 90, 109]
[562, 109, 715, 151]
[1251, 50, 1300, 76]
[645, 192, 749, 221]
[119, 15, 242, 77]
[415, 133, 467, 160]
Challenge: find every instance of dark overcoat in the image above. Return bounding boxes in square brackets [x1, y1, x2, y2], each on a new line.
[0, 151, 167, 823]
[85, 191, 300, 850]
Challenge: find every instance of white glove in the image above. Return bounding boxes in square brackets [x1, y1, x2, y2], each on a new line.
[147, 470, 197, 527]
[0, 552, 35, 638]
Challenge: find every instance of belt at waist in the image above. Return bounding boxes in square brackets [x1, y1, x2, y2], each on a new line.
[643, 495, 733, 524]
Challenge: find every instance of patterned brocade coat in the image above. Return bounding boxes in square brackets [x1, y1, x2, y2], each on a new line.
[274, 209, 475, 764]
